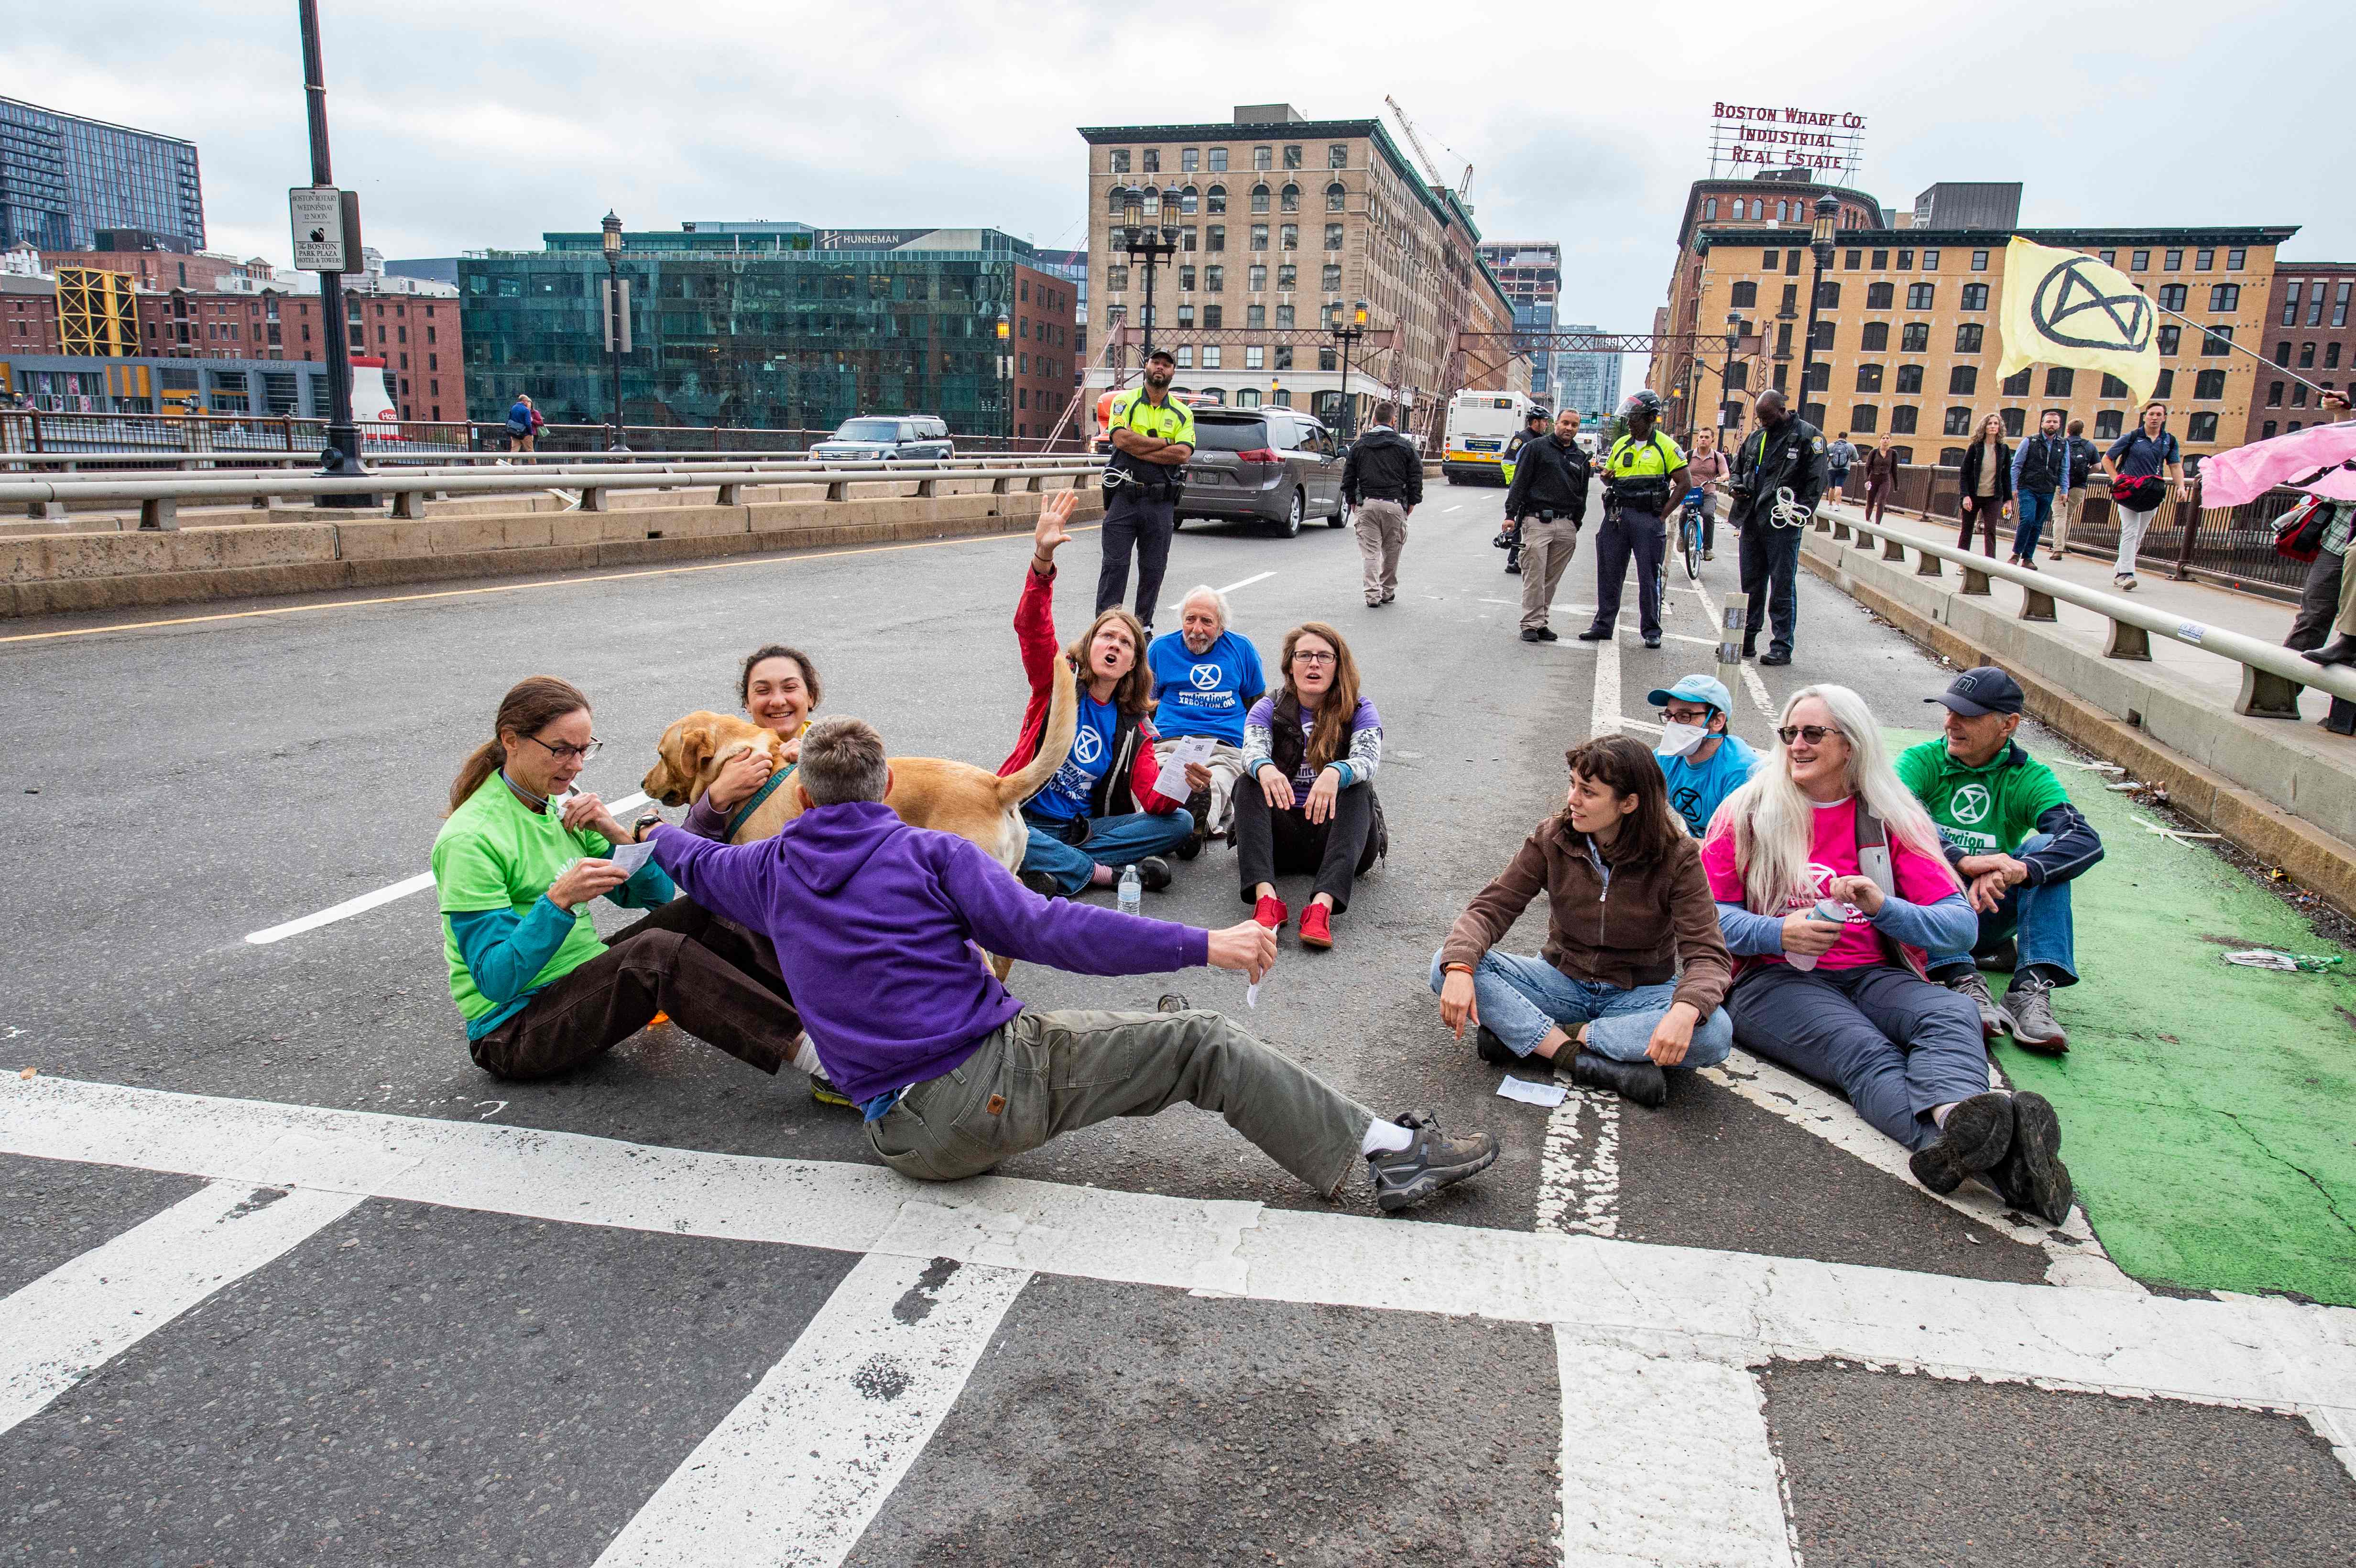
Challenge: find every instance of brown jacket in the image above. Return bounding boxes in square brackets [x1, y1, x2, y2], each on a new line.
[1440, 815, 1733, 1016]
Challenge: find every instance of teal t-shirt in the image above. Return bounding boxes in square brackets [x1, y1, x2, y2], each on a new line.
[1895, 738, 2067, 857]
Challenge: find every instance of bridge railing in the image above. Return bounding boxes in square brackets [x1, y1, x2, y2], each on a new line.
[1817, 509, 2356, 719]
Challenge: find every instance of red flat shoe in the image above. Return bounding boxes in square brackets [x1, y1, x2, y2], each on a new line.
[1298, 903, 1334, 949]
[1254, 894, 1289, 930]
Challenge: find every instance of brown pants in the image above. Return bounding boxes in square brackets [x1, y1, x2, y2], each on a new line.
[469, 897, 800, 1080]
[1864, 477, 1891, 523]
[1957, 496, 2001, 555]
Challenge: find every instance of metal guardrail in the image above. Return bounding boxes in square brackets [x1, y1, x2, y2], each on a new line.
[1817, 509, 2356, 719]
[0, 462, 1099, 532]
[1, 449, 1087, 472]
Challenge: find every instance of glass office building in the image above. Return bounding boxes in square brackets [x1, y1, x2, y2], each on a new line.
[0, 97, 204, 253]
[458, 224, 1070, 436]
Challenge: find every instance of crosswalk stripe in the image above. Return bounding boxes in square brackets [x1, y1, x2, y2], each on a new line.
[0, 1178, 362, 1437]
[596, 1252, 1029, 1568]
[1555, 1336, 1797, 1568]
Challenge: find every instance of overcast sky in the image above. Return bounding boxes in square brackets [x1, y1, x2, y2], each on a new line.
[7, 0, 2339, 375]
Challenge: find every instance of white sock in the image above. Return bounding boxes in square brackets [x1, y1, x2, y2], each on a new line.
[787, 1032, 824, 1077]
[1361, 1117, 1414, 1156]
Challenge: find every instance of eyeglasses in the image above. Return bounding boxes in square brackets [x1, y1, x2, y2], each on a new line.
[1776, 724, 1845, 746]
[1291, 649, 1337, 665]
[1663, 707, 1715, 725]
[521, 732, 603, 764]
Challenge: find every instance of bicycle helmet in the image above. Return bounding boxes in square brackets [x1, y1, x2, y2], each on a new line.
[1525, 406, 1550, 424]
[1621, 389, 1664, 419]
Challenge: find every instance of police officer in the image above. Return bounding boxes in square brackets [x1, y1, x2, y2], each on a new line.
[1580, 390, 1689, 651]
[1501, 407, 1590, 642]
[1097, 348, 1196, 632]
[1495, 406, 1550, 574]
[1726, 388, 1828, 666]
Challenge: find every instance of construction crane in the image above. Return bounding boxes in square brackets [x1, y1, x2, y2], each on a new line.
[1384, 95, 1472, 202]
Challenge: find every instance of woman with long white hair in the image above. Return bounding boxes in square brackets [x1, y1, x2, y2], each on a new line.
[1700, 684, 2073, 1223]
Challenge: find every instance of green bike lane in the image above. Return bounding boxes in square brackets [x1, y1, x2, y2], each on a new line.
[1915, 726, 2356, 1305]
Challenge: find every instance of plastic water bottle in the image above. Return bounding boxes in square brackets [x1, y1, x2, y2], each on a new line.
[1117, 864, 1142, 917]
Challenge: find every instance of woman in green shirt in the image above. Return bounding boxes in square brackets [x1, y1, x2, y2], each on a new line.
[431, 675, 806, 1082]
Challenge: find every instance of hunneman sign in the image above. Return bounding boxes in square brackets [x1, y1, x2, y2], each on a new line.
[1706, 103, 1867, 183]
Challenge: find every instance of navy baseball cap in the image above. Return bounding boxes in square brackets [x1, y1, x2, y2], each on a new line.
[1648, 674, 1734, 715]
[1929, 666, 2025, 717]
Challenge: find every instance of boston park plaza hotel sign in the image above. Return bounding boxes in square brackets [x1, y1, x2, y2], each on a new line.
[1707, 102, 1867, 184]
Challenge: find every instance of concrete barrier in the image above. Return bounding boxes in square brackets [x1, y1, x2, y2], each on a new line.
[1801, 526, 2356, 916]
[0, 488, 1101, 620]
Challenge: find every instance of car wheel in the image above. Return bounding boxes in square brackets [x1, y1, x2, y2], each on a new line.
[1275, 489, 1303, 537]
[1330, 495, 1351, 529]
[1445, 472, 1462, 486]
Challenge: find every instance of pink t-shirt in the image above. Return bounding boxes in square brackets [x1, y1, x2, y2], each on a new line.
[1701, 795, 1957, 970]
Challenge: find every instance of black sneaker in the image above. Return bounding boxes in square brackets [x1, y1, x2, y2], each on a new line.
[1990, 1091, 2073, 1225]
[1017, 870, 1061, 899]
[1568, 1050, 1668, 1109]
[1366, 1111, 1499, 1214]
[1532, 626, 1559, 642]
[1907, 1090, 2014, 1195]
[1520, 627, 1546, 643]
[1576, 627, 1611, 642]
[1474, 1024, 1516, 1066]
[1136, 856, 1173, 893]
[1760, 650, 1792, 666]
[807, 1070, 856, 1110]
[1642, 636, 1662, 650]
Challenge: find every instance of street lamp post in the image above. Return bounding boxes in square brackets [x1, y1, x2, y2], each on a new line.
[997, 312, 1013, 446]
[295, 0, 368, 502]
[1798, 194, 1840, 430]
[1327, 297, 1368, 440]
[600, 211, 627, 451]
[1118, 184, 1181, 361]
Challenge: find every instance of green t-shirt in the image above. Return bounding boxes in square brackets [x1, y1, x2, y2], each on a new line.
[1895, 738, 2067, 857]
[431, 775, 616, 1022]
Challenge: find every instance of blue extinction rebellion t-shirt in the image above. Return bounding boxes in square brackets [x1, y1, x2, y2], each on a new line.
[1028, 692, 1119, 821]
[1147, 630, 1266, 748]
[1656, 732, 1762, 838]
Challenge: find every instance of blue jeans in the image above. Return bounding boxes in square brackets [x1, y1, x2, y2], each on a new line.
[2015, 489, 2055, 565]
[1020, 807, 1194, 896]
[1927, 833, 2077, 985]
[1427, 949, 1734, 1067]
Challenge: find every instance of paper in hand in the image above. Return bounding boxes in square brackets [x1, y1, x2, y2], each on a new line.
[1494, 1075, 1568, 1109]
[605, 837, 659, 875]
[1152, 735, 1218, 802]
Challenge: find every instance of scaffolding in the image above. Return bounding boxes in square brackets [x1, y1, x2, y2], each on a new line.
[57, 268, 140, 358]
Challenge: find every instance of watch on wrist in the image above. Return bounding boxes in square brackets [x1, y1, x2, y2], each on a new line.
[633, 812, 662, 843]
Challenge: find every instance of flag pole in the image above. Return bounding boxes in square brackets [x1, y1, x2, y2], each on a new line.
[2148, 299, 2335, 398]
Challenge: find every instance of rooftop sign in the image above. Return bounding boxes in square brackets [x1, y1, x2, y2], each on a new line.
[1706, 103, 1866, 184]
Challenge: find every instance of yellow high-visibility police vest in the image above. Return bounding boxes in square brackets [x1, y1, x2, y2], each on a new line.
[1109, 390, 1195, 447]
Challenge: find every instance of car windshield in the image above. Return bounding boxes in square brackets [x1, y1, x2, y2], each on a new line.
[832, 420, 902, 441]
[1192, 419, 1270, 451]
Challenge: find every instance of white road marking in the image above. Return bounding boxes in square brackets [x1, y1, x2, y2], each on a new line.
[1163, 569, 1276, 617]
[1619, 717, 1664, 736]
[595, 1251, 1028, 1568]
[0, 1178, 363, 1437]
[1, 1076, 2348, 1439]
[1556, 1336, 1798, 1568]
[244, 790, 652, 944]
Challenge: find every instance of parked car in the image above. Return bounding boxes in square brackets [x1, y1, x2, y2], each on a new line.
[1177, 408, 1350, 537]
[808, 416, 954, 462]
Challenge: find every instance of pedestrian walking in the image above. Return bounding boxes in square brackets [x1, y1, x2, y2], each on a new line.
[2101, 401, 2189, 591]
[1826, 432, 1857, 501]
[2051, 419, 2097, 555]
[1096, 349, 1196, 633]
[1728, 390, 1828, 666]
[1500, 407, 1592, 642]
[1956, 414, 2012, 557]
[1341, 402, 1421, 608]
[1582, 391, 1689, 650]
[2008, 410, 2072, 567]
[1684, 427, 1730, 560]
[1863, 440, 1898, 524]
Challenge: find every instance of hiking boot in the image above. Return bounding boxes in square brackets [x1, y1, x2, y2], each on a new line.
[1990, 1091, 2073, 1225]
[1136, 856, 1173, 893]
[1367, 1111, 1499, 1214]
[1941, 967, 2004, 1041]
[1298, 902, 1334, 949]
[1567, 1050, 1668, 1109]
[1474, 1024, 1517, 1066]
[1253, 893, 1289, 930]
[1908, 1090, 2014, 1195]
[1998, 975, 2070, 1054]
[807, 1070, 856, 1111]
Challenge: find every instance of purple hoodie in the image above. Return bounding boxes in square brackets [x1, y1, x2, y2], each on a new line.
[648, 803, 1209, 1103]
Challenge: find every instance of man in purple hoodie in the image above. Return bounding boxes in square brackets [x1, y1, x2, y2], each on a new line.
[649, 715, 1496, 1213]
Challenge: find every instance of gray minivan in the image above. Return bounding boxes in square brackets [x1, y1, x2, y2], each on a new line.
[1177, 408, 1350, 537]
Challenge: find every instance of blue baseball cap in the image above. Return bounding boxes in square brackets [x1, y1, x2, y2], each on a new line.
[1647, 674, 1733, 715]
[1929, 665, 2025, 717]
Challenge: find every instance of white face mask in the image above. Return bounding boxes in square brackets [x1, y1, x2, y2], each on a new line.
[1658, 720, 1712, 759]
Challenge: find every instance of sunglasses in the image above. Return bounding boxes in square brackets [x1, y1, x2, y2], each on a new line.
[1777, 724, 1846, 746]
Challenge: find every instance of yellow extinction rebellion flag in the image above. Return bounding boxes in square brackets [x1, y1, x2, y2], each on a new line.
[1998, 237, 2161, 408]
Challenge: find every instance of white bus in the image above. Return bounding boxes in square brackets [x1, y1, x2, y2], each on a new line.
[1442, 390, 1538, 485]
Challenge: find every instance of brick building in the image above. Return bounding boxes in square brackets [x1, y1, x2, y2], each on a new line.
[1, 273, 62, 353]
[132, 282, 465, 422]
[2250, 261, 2356, 442]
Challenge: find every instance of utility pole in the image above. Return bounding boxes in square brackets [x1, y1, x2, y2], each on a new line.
[296, 0, 368, 500]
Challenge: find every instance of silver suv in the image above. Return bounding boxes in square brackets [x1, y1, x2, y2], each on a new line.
[809, 416, 955, 462]
[1177, 409, 1349, 538]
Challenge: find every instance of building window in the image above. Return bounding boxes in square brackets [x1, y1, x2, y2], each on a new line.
[2332, 343, 2344, 369]
[1178, 265, 1196, 291]
[2098, 250, 2116, 266]
[1816, 281, 1841, 309]
[1207, 225, 1226, 251]
[1922, 250, 1941, 270]
[2041, 367, 2072, 397]
[1280, 144, 1301, 169]
[1850, 404, 1879, 433]
[1890, 406, 1919, 434]
[2300, 341, 2318, 368]
[1319, 347, 1337, 371]
[1896, 249, 1914, 270]
[1321, 263, 1341, 292]
[2263, 420, 2278, 437]
[1855, 364, 1885, 392]
[1860, 321, 1889, 351]
[2096, 409, 2125, 439]
[1276, 263, 1296, 289]
[1907, 283, 1935, 309]
[1955, 323, 1985, 353]
[1280, 224, 1298, 250]
[1972, 250, 1990, 271]
[1109, 149, 1130, 173]
[2158, 325, 2181, 355]
[1274, 345, 1294, 370]
[1141, 149, 1159, 173]
[2335, 282, 2351, 327]
[1949, 366, 1978, 395]
[2210, 283, 2240, 312]
[2101, 374, 2128, 398]
[1177, 304, 1194, 326]
[1246, 304, 1265, 327]
[1204, 265, 1224, 292]
[1201, 345, 1222, 367]
[1208, 147, 1228, 171]
[2228, 248, 2247, 270]
[1248, 264, 1267, 291]
[1250, 184, 1270, 213]
[1900, 322, 1930, 352]
[1730, 281, 1758, 308]
[1244, 224, 1265, 252]
[2202, 327, 2234, 356]
[1105, 303, 1125, 327]
[1780, 283, 1799, 316]
[1245, 346, 1265, 369]
[1896, 365, 1924, 394]
[2158, 283, 2188, 311]
[1958, 283, 1988, 311]
[2294, 383, 2312, 406]
[1865, 281, 1894, 311]
[1106, 265, 1130, 290]
[1178, 186, 1198, 215]
[1279, 183, 1299, 213]
[2196, 248, 2214, 270]
[1805, 362, 1830, 392]
[1322, 224, 1343, 251]
[1324, 182, 1346, 214]
[1872, 250, 1889, 269]
[2282, 283, 2304, 327]
[1180, 147, 1199, 173]
[1275, 305, 1294, 328]
[2194, 369, 2226, 399]
[1703, 197, 1718, 221]
[2187, 411, 2219, 442]
[2155, 369, 2175, 398]
[1253, 145, 1272, 170]
[1762, 249, 1779, 270]
[1998, 408, 2024, 436]
[1843, 249, 1861, 271]
[1327, 143, 1349, 169]
[2160, 248, 2184, 271]
[1206, 185, 1227, 214]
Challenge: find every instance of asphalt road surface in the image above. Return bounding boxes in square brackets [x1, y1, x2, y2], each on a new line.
[3, 480, 2350, 1565]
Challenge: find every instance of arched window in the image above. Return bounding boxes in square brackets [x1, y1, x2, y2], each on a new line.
[1206, 185, 1226, 214]
[1850, 404, 1878, 433]
[1251, 184, 1271, 214]
[1776, 200, 1789, 223]
[1179, 185, 1198, 215]
[1280, 184, 1299, 213]
[1703, 197, 1717, 221]
[1236, 387, 1262, 408]
[1108, 186, 1125, 215]
[1326, 182, 1345, 213]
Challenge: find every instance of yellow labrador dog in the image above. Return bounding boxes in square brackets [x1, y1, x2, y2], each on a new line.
[641, 654, 1078, 875]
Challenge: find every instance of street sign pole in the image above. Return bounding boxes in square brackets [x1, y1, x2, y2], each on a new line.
[296, 0, 371, 503]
